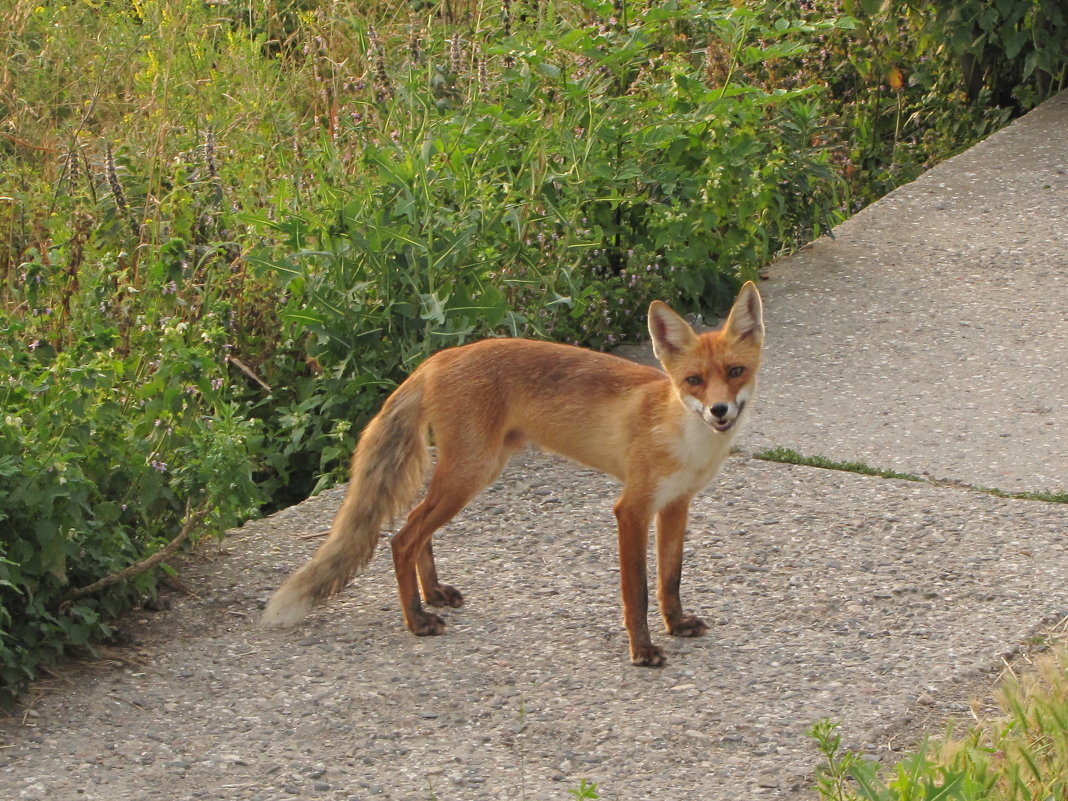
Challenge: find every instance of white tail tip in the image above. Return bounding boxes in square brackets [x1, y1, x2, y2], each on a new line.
[260, 591, 312, 628]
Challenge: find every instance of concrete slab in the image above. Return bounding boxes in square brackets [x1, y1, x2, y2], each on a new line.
[3, 451, 1067, 799]
[745, 90, 1068, 494]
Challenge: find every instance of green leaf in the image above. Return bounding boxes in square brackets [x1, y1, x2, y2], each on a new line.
[1002, 28, 1028, 60]
[94, 501, 122, 524]
[420, 292, 447, 326]
[282, 309, 328, 327]
[536, 61, 561, 80]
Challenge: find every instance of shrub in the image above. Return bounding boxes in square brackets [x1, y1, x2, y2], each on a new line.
[907, 0, 1068, 110]
[0, 322, 262, 704]
[0, 236, 263, 702]
[249, 2, 848, 488]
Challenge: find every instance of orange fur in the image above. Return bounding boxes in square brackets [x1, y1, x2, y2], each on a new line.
[263, 282, 764, 666]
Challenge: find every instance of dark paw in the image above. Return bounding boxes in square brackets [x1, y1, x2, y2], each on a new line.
[631, 644, 667, 667]
[424, 583, 464, 608]
[668, 614, 709, 638]
[409, 612, 447, 636]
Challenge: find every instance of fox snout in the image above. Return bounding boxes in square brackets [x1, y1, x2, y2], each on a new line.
[680, 393, 749, 432]
[705, 398, 747, 431]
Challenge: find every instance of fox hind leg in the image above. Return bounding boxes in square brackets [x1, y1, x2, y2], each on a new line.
[392, 489, 469, 635]
[417, 541, 464, 608]
[391, 441, 512, 636]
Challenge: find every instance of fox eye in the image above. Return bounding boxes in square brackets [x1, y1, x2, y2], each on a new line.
[685, 375, 702, 386]
[727, 366, 745, 379]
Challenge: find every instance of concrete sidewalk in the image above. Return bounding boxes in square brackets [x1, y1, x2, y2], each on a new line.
[747, 90, 1068, 495]
[4, 452, 1066, 800]
[3, 93, 1067, 801]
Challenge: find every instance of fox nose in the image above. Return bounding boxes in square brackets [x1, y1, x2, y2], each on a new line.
[710, 403, 729, 419]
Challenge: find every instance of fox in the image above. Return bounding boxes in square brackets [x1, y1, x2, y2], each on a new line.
[262, 281, 764, 666]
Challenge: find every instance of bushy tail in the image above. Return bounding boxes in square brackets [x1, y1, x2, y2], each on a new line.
[261, 376, 430, 627]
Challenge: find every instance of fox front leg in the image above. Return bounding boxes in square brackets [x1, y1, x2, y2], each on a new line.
[613, 495, 666, 667]
[655, 497, 708, 638]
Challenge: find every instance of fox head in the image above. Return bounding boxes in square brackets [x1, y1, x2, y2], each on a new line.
[648, 281, 764, 433]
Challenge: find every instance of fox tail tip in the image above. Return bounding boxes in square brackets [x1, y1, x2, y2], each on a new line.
[260, 591, 313, 629]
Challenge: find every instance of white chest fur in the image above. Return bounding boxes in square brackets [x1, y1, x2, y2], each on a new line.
[652, 412, 738, 511]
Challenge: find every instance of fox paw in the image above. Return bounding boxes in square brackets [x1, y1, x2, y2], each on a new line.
[630, 644, 667, 667]
[408, 612, 447, 636]
[424, 583, 464, 608]
[667, 614, 709, 638]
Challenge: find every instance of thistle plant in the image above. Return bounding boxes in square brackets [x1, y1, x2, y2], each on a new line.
[203, 127, 224, 207]
[502, 0, 514, 67]
[65, 142, 82, 194]
[204, 128, 218, 183]
[475, 43, 489, 97]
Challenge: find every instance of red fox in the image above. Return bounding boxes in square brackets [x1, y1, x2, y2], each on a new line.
[262, 281, 764, 666]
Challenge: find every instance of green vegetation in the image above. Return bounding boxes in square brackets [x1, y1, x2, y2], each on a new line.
[976, 486, 1068, 505]
[754, 447, 924, 483]
[568, 778, 601, 798]
[754, 448, 1068, 504]
[1, 0, 1064, 703]
[812, 643, 1068, 800]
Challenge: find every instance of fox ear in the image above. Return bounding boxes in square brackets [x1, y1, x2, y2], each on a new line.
[648, 300, 697, 363]
[725, 281, 764, 345]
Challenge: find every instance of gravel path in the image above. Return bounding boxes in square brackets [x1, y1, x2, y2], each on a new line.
[3, 450, 1066, 800]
